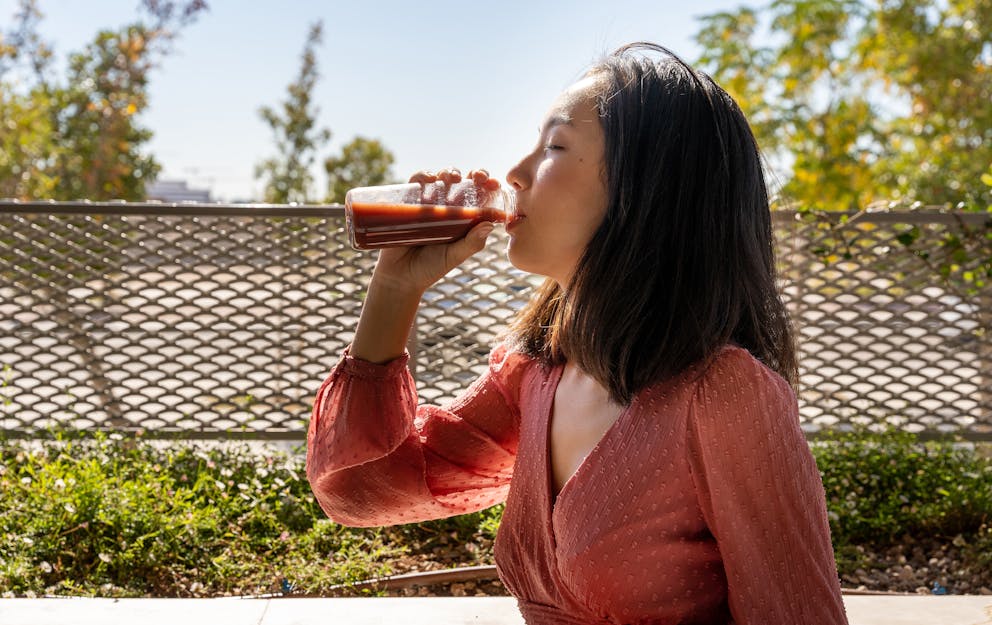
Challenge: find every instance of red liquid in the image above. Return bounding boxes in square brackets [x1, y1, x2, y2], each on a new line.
[347, 202, 507, 250]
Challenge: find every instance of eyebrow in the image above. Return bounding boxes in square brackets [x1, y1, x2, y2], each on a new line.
[537, 113, 574, 134]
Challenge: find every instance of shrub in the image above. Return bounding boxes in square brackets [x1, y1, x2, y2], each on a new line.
[813, 425, 992, 546]
[0, 433, 397, 597]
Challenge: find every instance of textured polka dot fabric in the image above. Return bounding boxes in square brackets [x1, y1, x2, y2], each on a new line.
[306, 344, 850, 624]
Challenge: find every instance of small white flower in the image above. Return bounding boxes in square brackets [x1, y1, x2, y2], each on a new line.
[64, 503, 76, 514]
[98, 553, 112, 564]
[22, 537, 33, 546]
[20, 477, 31, 485]
[40, 561, 52, 573]
[54, 478, 66, 491]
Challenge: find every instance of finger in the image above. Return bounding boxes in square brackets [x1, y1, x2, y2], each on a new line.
[445, 222, 494, 267]
[409, 170, 438, 184]
[438, 167, 462, 186]
[483, 177, 501, 191]
[469, 169, 490, 186]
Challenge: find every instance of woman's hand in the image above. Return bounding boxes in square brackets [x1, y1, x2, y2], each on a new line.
[371, 167, 501, 295]
[352, 167, 500, 363]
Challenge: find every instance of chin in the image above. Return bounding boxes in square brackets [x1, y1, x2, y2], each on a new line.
[507, 245, 562, 283]
[506, 240, 533, 273]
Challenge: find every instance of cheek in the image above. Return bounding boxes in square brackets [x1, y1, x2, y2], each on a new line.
[533, 159, 559, 185]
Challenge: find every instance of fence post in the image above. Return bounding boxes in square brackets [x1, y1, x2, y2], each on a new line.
[979, 286, 992, 431]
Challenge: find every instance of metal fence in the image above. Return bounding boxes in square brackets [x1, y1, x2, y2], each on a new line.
[1, 201, 989, 440]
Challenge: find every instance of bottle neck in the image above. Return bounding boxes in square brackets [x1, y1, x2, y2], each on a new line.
[495, 188, 516, 222]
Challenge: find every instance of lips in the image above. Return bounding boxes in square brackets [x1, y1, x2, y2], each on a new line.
[506, 213, 526, 232]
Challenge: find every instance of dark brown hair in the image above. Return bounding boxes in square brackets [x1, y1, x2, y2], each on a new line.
[505, 42, 797, 404]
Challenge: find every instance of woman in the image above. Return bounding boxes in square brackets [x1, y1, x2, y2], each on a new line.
[306, 42, 849, 624]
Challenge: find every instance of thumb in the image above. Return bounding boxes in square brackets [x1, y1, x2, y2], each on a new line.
[446, 222, 494, 267]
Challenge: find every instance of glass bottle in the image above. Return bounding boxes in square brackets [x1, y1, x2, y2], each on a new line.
[344, 180, 515, 250]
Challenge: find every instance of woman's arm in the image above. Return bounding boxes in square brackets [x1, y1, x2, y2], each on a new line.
[685, 347, 850, 625]
[306, 342, 525, 527]
[307, 167, 515, 527]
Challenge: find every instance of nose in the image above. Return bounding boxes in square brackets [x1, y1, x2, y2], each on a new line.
[505, 153, 531, 191]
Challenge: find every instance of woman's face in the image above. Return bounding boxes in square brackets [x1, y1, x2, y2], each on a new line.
[505, 75, 609, 287]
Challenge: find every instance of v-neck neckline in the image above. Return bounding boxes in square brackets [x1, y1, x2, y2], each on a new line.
[543, 363, 634, 519]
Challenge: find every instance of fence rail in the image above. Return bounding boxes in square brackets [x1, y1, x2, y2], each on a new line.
[1, 200, 989, 440]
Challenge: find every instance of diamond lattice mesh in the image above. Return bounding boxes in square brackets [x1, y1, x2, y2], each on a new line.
[777, 212, 990, 438]
[0, 206, 989, 439]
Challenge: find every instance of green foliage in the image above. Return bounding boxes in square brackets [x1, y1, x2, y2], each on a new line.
[813, 426, 992, 546]
[0, 89, 58, 199]
[0, 0, 206, 201]
[324, 136, 397, 203]
[0, 433, 499, 597]
[255, 21, 331, 204]
[695, 0, 992, 211]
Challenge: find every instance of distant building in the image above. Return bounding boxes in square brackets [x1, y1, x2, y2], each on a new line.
[146, 179, 212, 203]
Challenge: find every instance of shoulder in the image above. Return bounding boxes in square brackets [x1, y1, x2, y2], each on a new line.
[697, 344, 795, 402]
[684, 345, 806, 472]
[486, 340, 540, 396]
[686, 344, 799, 436]
[488, 340, 531, 369]
[488, 340, 538, 377]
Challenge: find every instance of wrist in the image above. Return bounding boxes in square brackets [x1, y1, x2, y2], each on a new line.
[369, 268, 427, 301]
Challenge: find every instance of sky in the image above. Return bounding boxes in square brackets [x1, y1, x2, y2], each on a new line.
[1, 0, 751, 202]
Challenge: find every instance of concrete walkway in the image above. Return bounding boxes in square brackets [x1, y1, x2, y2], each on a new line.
[1, 595, 991, 625]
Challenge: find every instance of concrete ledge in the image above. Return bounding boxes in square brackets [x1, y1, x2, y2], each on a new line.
[1, 595, 991, 625]
[843, 595, 992, 625]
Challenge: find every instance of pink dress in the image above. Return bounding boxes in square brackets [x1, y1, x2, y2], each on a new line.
[306, 343, 850, 624]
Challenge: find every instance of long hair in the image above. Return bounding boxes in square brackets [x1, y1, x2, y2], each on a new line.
[505, 42, 797, 404]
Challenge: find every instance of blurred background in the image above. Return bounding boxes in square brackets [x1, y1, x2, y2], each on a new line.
[0, 0, 756, 203]
[5, 0, 985, 207]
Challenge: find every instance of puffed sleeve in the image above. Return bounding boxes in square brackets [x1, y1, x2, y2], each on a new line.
[685, 347, 849, 625]
[306, 342, 529, 527]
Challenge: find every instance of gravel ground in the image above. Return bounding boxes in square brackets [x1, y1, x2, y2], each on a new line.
[837, 535, 992, 595]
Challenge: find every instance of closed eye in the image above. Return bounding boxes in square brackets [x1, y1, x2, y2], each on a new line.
[544, 144, 563, 151]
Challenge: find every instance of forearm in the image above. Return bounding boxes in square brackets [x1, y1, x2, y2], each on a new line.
[350, 270, 423, 364]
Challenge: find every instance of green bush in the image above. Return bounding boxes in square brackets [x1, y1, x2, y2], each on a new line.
[813, 426, 992, 546]
[0, 433, 403, 597]
[2, 425, 991, 596]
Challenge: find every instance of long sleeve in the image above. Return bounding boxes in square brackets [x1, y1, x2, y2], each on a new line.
[306, 342, 529, 527]
[685, 348, 849, 625]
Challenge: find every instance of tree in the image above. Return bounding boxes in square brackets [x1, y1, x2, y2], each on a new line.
[0, 0, 207, 200]
[694, 0, 992, 211]
[324, 136, 396, 203]
[256, 22, 398, 204]
[254, 22, 330, 204]
[0, 0, 58, 199]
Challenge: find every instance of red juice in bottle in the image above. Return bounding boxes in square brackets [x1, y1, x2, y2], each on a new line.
[345, 181, 514, 250]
